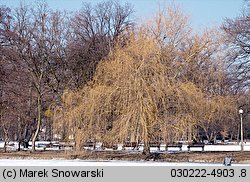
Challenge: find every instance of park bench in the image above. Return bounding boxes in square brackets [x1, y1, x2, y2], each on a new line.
[187, 143, 205, 151]
[122, 142, 140, 150]
[149, 142, 161, 150]
[101, 143, 118, 150]
[83, 141, 96, 150]
[48, 143, 64, 150]
[165, 143, 183, 151]
[60, 143, 74, 150]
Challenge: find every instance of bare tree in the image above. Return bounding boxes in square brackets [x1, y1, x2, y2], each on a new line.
[222, 1, 250, 90]
[67, 0, 134, 88]
[1, 2, 69, 151]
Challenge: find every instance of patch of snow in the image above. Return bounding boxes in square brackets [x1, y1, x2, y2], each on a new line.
[1, 141, 250, 152]
[0, 141, 4, 148]
[117, 144, 123, 150]
[0, 159, 250, 166]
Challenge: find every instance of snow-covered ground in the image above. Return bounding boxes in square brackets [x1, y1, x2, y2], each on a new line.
[1, 159, 250, 166]
[0, 141, 66, 151]
[1, 141, 250, 166]
[1, 141, 250, 151]
[1, 159, 249, 166]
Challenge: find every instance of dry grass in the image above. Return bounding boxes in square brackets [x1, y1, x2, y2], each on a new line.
[1, 150, 250, 164]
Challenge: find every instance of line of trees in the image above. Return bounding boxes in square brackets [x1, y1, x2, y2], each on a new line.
[0, 1, 249, 154]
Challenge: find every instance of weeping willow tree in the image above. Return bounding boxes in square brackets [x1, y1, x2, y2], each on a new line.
[52, 6, 237, 154]
[53, 30, 215, 153]
[54, 30, 173, 153]
[168, 82, 205, 142]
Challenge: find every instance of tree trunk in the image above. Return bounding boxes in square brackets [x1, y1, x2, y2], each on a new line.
[142, 132, 151, 155]
[32, 95, 42, 151]
[3, 140, 7, 153]
[188, 126, 192, 143]
[213, 134, 217, 144]
[3, 129, 8, 153]
[143, 140, 150, 155]
[17, 141, 21, 151]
